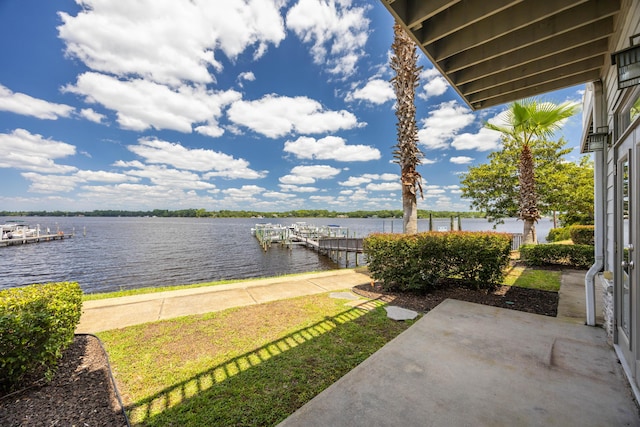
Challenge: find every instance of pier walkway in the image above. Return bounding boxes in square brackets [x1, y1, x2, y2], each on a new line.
[0, 233, 72, 247]
[252, 222, 365, 266]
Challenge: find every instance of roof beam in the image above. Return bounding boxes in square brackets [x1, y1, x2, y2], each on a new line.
[442, 0, 619, 73]
[458, 39, 609, 93]
[473, 70, 601, 109]
[430, 0, 587, 61]
[450, 19, 613, 85]
[385, 0, 459, 29]
[406, 0, 460, 29]
[415, 0, 522, 45]
[467, 57, 604, 104]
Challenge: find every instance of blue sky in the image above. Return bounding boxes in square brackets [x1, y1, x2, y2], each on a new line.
[0, 0, 586, 212]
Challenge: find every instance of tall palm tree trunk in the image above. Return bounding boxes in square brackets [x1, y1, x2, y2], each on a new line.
[391, 23, 423, 234]
[519, 144, 539, 244]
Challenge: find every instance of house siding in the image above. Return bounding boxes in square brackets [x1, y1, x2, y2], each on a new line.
[601, 0, 640, 344]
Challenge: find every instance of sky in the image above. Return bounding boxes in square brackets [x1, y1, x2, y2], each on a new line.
[0, 0, 587, 213]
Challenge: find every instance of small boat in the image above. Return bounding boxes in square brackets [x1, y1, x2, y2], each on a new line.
[0, 222, 39, 239]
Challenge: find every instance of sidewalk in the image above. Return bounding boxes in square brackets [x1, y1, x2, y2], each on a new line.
[279, 270, 640, 427]
[77, 269, 371, 333]
[78, 268, 600, 333]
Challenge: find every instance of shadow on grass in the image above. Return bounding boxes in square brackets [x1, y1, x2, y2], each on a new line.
[127, 300, 413, 426]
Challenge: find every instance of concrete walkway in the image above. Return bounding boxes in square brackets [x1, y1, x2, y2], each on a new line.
[278, 270, 640, 427]
[77, 269, 370, 333]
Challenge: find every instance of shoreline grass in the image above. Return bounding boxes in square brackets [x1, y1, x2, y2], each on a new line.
[84, 264, 561, 302]
[82, 269, 337, 301]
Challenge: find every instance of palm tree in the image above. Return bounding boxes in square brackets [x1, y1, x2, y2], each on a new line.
[390, 22, 423, 234]
[486, 98, 578, 244]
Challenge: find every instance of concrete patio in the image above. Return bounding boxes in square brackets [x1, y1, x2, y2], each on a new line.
[279, 272, 640, 426]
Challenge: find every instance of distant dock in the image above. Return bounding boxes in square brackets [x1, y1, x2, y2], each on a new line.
[1, 221, 74, 247]
[252, 222, 364, 267]
[0, 232, 72, 247]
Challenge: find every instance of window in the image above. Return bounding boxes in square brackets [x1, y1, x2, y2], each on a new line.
[616, 88, 640, 139]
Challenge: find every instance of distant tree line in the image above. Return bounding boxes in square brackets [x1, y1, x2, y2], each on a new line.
[0, 209, 485, 219]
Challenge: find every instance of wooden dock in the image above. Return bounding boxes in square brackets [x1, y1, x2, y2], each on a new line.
[252, 222, 365, 267]
[0, 233, 72, 247]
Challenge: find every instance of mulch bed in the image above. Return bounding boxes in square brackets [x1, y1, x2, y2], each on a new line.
[352, 280, 558, 317]
[0, 335, 128, 427]
[0, 281, 558, 426]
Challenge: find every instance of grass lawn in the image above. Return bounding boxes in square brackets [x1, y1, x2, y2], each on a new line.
[503, 265, 561, 292]
[83, 271, 326, 301]
[98, 293, 415, 426]
[96, 266, 561, 426]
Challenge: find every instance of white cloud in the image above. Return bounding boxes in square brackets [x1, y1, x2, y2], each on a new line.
[126, 137, 266, 179]
[222, 185, 265, 200]
[21, 172, 79, 193]
[123, 164, 217, 190]
[75, 170, 139, 183]
[422, 157, 437, 165]
[366, 182, 401, 191]
[346, 79, 394, 104]
[279, 184, 319, 192]
[74, 182, 218, 209]
[339, 173, 398, 187]
[58, 0, 286, 86]
[238, 71, 256, 86]
[418, 68, 448, 100]
[263, 191, 296, 199]
[449, 156, 473, 164]
[339, 176, 372, 186]
[63, 72, 241, 134]
[0, 129, 77, 173]
[451, 127, 501, 151]
[418, 101, 475, 149]
[0, 84, 74, 119]
[286, 0, 370, 77]
[228, 94, 360, 138]
[309, 195, 338, 204]
[79, 108, 106, 123]
[378, 173, 398, 181]
[280, 164, 341, 185]
[290, 164, 341, 179]
[279, 174, 317, 185]
[284, 136, 380, 161]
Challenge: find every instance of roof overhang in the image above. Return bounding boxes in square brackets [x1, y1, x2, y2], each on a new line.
[381, 0, 621, 110]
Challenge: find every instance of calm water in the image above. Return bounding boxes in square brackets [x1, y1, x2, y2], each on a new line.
[0, 216, 554, 294]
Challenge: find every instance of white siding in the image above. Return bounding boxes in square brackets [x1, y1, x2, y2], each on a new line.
[604, 0, 640, 272]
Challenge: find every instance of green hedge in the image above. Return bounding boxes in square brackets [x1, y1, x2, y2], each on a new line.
[520, 244, 594, 269]
[364, 231, 512, 292]
[569, 225, 595, 245]
[546, 227, 572, 242]
[0, 282, 83, 392]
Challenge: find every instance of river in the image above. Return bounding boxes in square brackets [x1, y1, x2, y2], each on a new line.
[0, 216, 554, 294]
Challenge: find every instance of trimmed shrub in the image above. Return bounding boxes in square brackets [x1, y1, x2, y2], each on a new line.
[546, 227, 571, 242]
[569, 225, 595, 245]
[0, 282, 83, 392]
[364, 231, 512, 292]
[520, 244, 594, 269]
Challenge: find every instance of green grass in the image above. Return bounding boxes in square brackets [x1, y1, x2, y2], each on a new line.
[503, 265, 561, 292]
[95, 266, 559, 425]
[98, 293, 415, 426]
[82, 270, 329, 301]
